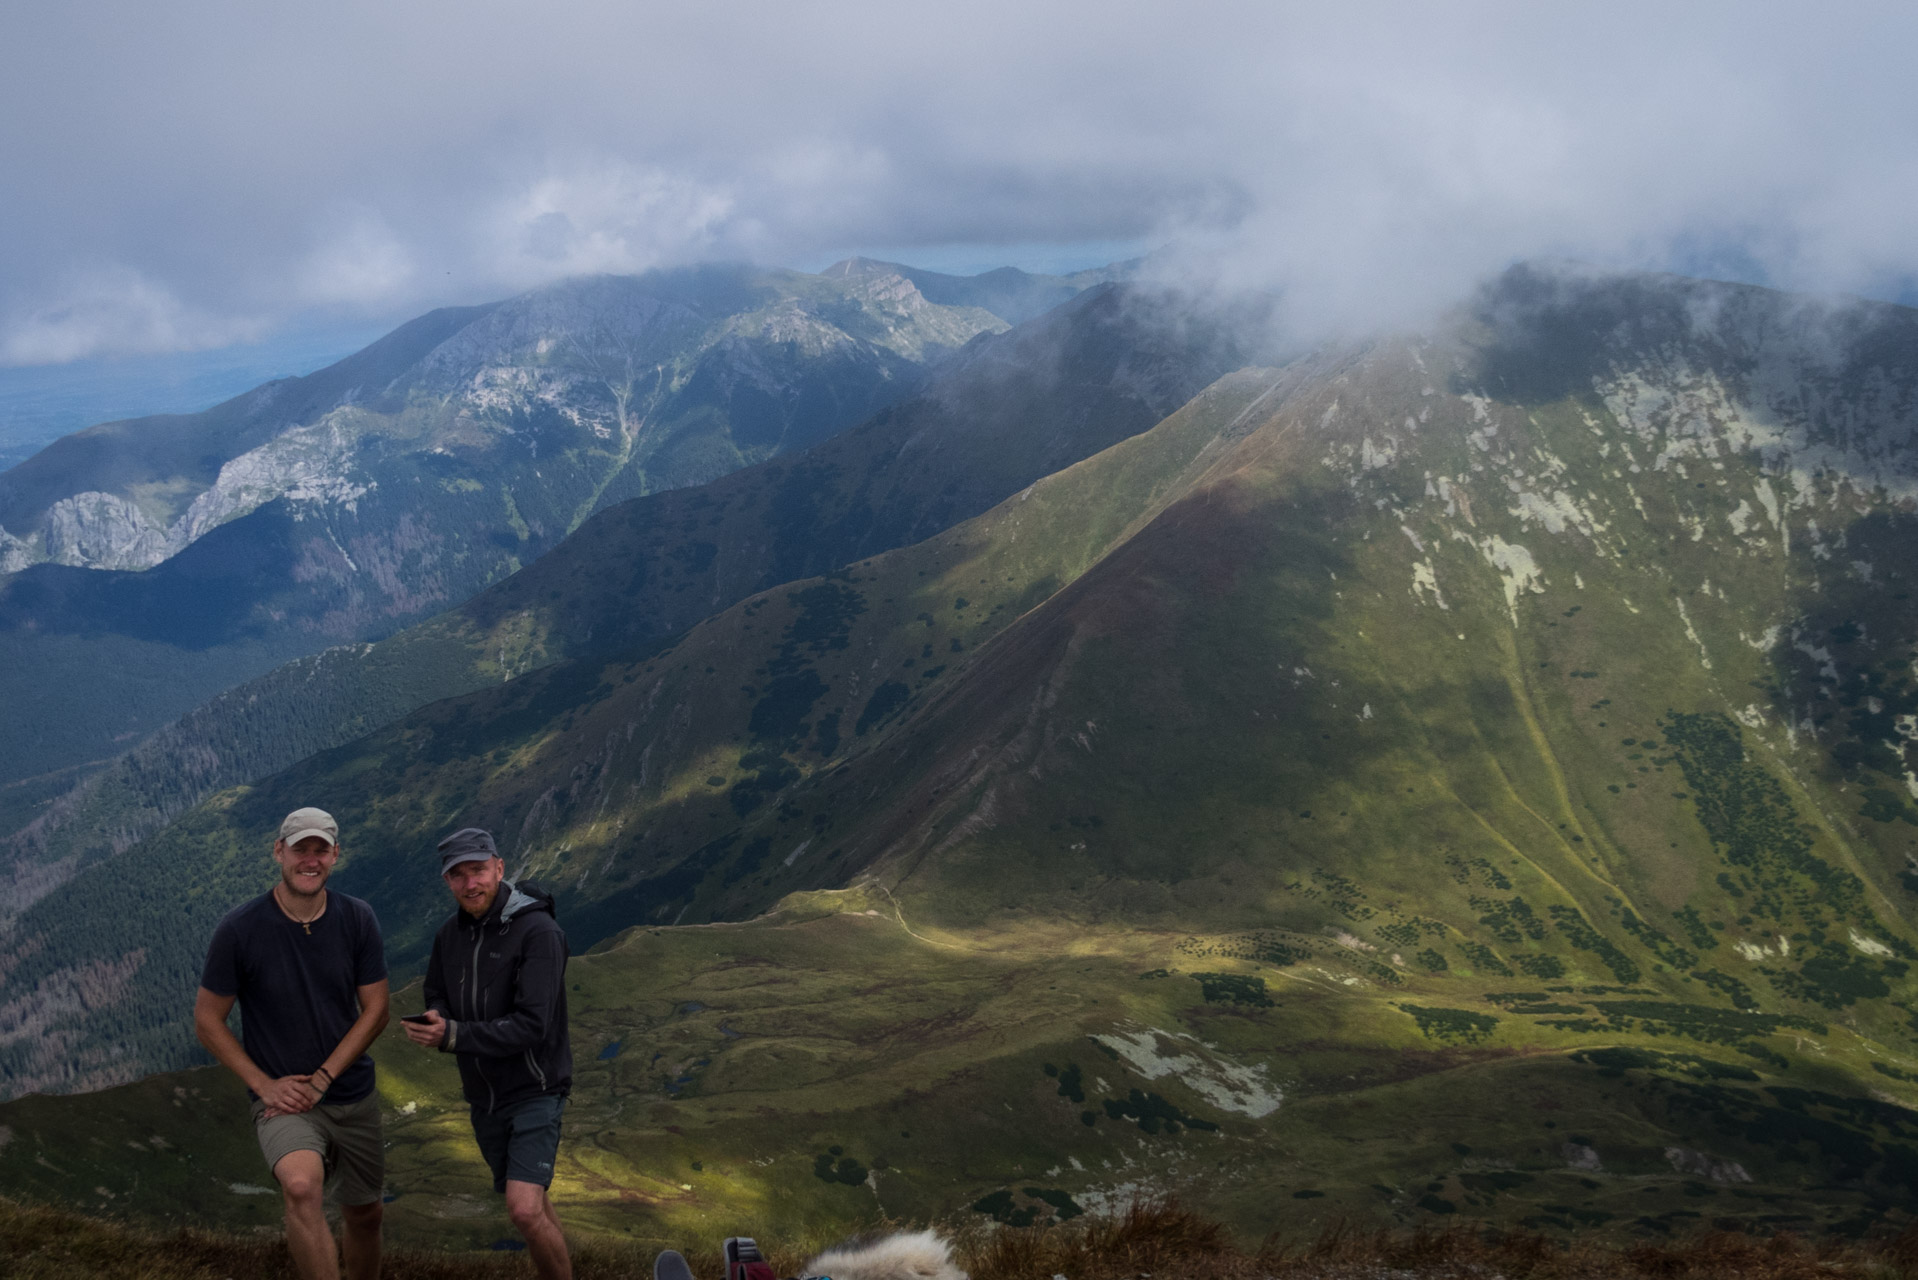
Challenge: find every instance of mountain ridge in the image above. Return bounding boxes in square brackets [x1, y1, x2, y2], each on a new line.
[0, 262, 1046, 799]
[0, 282, 1250, 931]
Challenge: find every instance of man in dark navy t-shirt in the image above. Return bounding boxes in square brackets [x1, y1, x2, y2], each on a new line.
[195, 806, 390, 1280]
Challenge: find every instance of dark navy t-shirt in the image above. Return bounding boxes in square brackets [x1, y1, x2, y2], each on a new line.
[200, 890, 388, 1103]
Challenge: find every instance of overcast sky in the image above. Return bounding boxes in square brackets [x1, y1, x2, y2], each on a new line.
[5, 1, 1918, 365]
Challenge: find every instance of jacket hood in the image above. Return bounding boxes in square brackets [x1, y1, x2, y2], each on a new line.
[500, 879, 555, 923]
[459, 878, 557, 931]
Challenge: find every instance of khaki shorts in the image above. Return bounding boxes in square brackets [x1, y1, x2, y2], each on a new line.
[251, 1092, 385, 1207]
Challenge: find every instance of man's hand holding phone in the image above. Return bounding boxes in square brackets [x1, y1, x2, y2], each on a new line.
[400, 1009, 446, 1048]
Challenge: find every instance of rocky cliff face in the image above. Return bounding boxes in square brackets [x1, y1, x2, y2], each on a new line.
[162, 418, 371, 555]
[38, 492, 170, 569]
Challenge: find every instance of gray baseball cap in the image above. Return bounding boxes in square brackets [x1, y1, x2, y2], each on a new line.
[279, 807, 339, 847]
[437, 827, 500, 874]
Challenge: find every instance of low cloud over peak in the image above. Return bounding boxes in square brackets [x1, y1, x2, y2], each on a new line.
[5, 1, 1916, 363]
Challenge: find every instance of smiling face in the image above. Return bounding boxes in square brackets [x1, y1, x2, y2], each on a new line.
[274, 834, 338, 901]
[444, 856, 505, 919]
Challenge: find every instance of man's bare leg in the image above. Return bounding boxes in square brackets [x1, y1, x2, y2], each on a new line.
[340, 1200, 383, 1280]
[504, 1179, 571, 1280]
[274, 1150, 340, 1280]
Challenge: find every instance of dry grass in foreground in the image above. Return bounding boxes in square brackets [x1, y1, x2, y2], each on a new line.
[961, 1201, 1918, 1280]
[6, 1196, 1918, 1280]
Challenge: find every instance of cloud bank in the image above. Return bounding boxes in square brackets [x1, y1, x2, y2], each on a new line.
[4, 0, 1916, 362]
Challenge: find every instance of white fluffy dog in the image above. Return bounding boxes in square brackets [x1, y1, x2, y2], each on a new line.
[798, 1229, 967, 1280]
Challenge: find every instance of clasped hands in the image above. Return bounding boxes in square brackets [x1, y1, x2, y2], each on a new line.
[259, 1014, 444, 1118]
[259, 1072, 327, 1118]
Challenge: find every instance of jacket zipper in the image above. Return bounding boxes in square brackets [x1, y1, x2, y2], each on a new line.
[467, 920, 496, 1113]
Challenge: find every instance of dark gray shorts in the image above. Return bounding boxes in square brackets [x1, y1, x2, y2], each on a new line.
[251, 1092, 384, 1207]
[470, 1094, 566, 1193]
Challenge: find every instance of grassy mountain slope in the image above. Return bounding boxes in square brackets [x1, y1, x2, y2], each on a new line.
[0, 284, 1250, 982]
[0, 266, 1013, 794]
[4, 267, 1917, 1240]
[0, 358, 1280, 1095]
[457, 282, 1254, 659]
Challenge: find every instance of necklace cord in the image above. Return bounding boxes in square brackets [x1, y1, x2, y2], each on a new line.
[273, 885, 328, 931]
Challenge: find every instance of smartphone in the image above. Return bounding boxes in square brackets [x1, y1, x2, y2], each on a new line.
[400, 1013, 436, 1025]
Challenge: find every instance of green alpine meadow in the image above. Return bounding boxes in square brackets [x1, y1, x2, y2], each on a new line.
[5, 263, 1918, 1250]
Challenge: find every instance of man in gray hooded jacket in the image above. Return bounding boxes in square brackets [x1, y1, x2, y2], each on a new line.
[402, 827, 572, 1278]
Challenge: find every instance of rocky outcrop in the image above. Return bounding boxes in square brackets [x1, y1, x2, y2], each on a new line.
[164, 418, 369, 554]
[13, 421, 372, 573]
[1665, 1146, 1754, 1183]
[41, 493, 170, 570]
[0, 525, 30, 574]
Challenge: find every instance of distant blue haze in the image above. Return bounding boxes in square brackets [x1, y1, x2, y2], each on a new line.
[0, 322, 391, 473]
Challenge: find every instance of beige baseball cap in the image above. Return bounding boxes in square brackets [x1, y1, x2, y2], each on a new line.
[279, 807, 339, 847]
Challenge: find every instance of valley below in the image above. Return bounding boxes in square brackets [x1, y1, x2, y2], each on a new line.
[5, 887, 1917, 1255]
